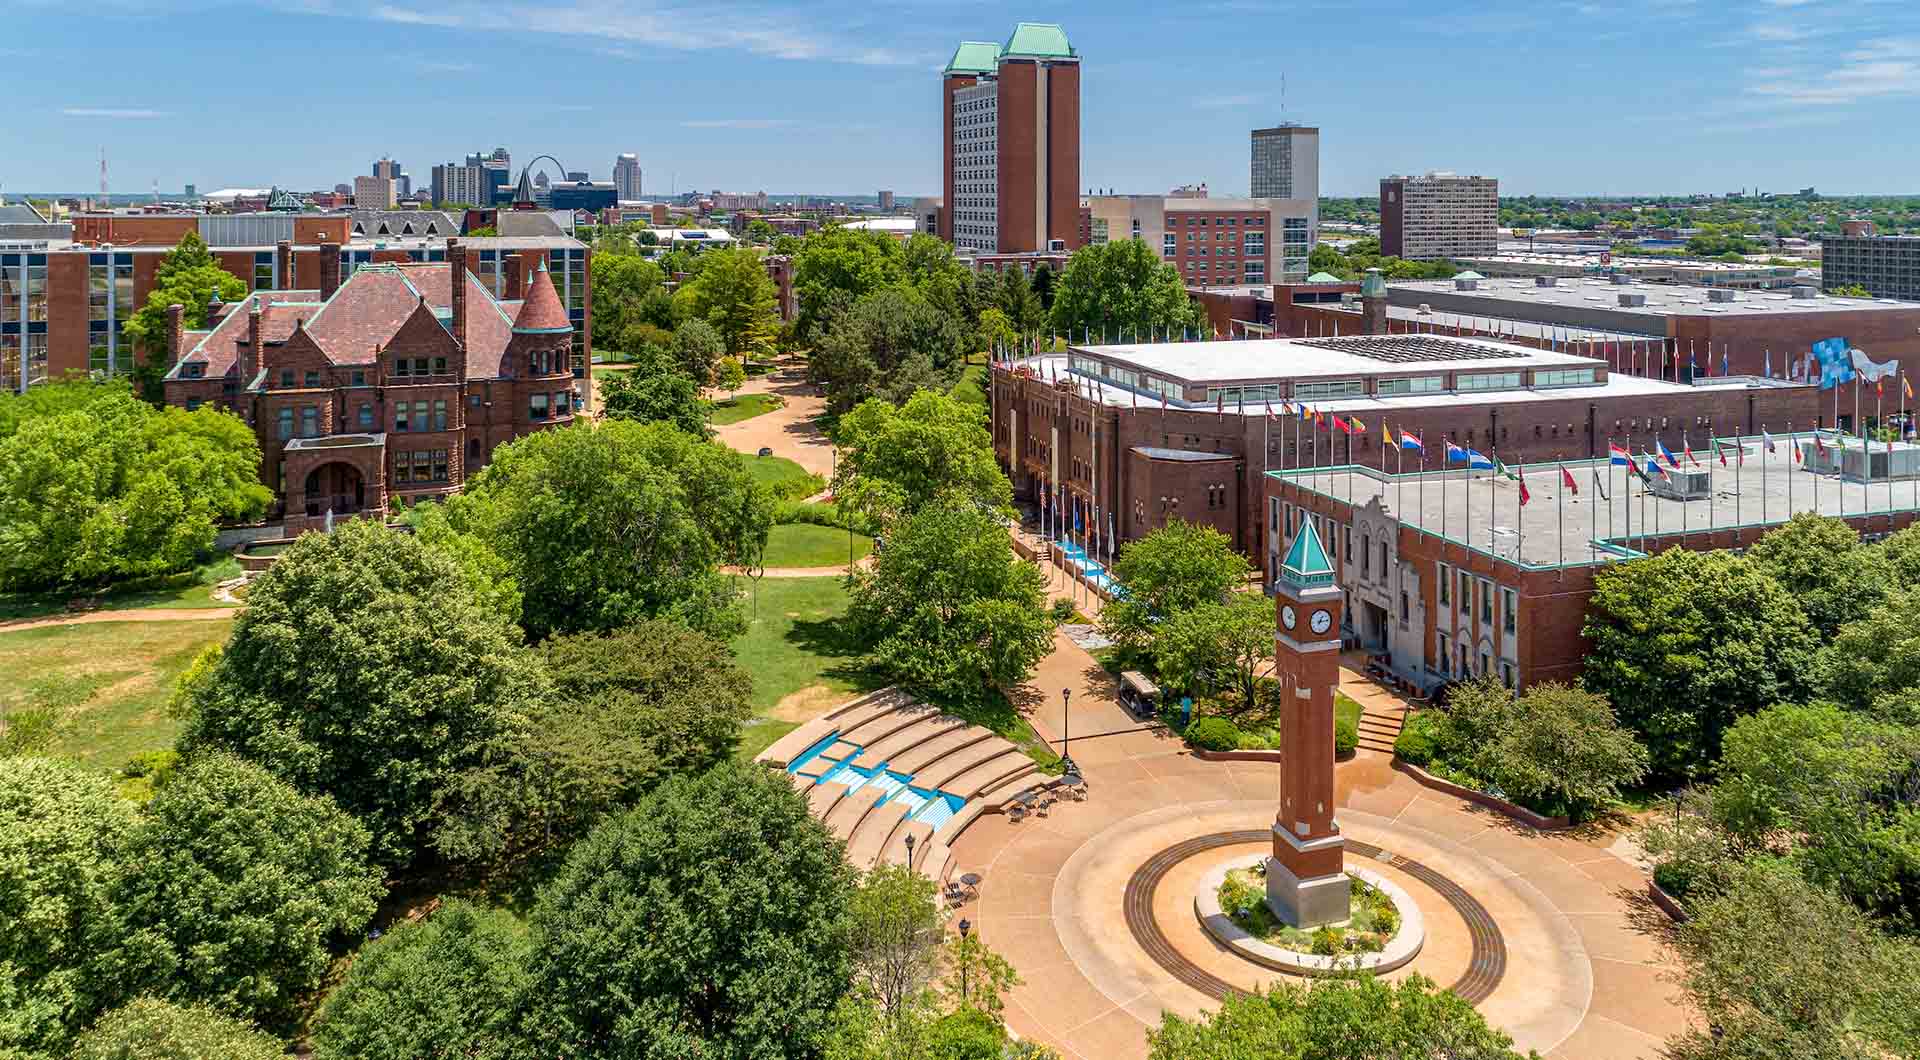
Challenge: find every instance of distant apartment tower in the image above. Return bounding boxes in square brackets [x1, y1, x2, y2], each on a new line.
[941, 22, 1081, 255]
[878, 189, 896, 212]
[1822, 233, 1920, 300]
[613, 154, 643, 201]
[1250, 124, 1319, 202]
[1162, 197, 1315, 288]
[431, 162, 489, 207]
[1380, 172, 1497, 260]
[352, 174, 397, 209]
[371, 158, 410, 200]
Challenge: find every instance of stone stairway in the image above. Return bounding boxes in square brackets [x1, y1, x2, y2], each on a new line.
[1355, 699, 1407, 756]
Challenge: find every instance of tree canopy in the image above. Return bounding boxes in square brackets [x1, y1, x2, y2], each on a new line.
[118, 232, 247, 399]
[791, 227, 909, 342]
[1153, 591, 1277, 704]
[312, 901, 529, 1060]
[598, 362, 711, 438]
[1744, 512, 1894, 637]
[107, 752, 383, 1033]
[70, 998, 286, 1060]
[588, 253, 666, 353]
[518, 763, 857, 1059]
[1100, 521, 1253, 657]
[0, 381, 269, 590]
[676, 246, 779, 358]
[810, 287, 969, 416]
[1146, 974, 1532, 1059]
[1581, 547, 1817, 780]
[451, 420, 773, 640]
[0, 757, 138, 1054]
[1048, 240, 1204, 341]
[178, 519, 544, 868]
[850, 501, 1052, 704]
[832, 389, 1009, 526]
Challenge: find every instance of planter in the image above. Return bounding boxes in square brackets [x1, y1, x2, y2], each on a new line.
[1190, 746, 1356, 763]
[1647, 880, 1689, 923]
[1391, 759, 1571, 830]
[1195, 857, 1425, 977]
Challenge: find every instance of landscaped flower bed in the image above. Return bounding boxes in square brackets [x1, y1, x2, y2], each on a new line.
[1215, 861, 1400, 956]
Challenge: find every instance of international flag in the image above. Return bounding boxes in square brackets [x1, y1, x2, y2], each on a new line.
[1400, 430, 1424, 451]
[1764, 349, 1772, 378]
[1639, 454, 1661, 480]
[1517, 466, 1531, 505]
[1657, 440, 1681, 468]
[1592, 468, 1610, 500]
[1466, 448, 1494, 470]
[1683, 442, 1700, 467]
[1762, 430, 1776, 453]
[1446, 441, 1469, 464]
[1332, 415, 1352, 434]
[1216, 391, 1225, 414]
[1609, 442, 1631, 465]
[1561, 465, 1578, 494]
[1265, 400, 1275, 421]
[1906, 377, 1914, 400]
[1815, 433, 1826, 453]
[1721, 349, 1730, 377]
[1348, 415, 1368, 434]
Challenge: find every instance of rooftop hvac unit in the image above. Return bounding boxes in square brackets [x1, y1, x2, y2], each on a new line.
[1649, 468, 1713, 501]
[1618, 293, 1647, 307]
[1792, 285, 1818, 299]
[1611, 272, 1634, 284]
[1708, 288, 1739, 303]
[1534, 275, 1558, 286]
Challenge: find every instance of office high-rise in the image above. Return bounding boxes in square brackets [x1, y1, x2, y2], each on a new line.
[1380, 172, 1498, 260]
[941, 22, 1081, 255]
[1250, 124, 1318, 201]
[613, 154, 642, 201]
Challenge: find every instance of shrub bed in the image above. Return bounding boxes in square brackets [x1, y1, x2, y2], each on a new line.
[1216, 862, 1399, 956]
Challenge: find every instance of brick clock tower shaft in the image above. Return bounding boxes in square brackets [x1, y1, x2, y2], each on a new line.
[1267, 516, 1351, 927]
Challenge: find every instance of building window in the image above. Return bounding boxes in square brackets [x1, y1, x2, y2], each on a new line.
[433, 399, 447, 431]
[1399, 589, 1409, 625]
[433, 356, 448, 374]
[1437, 635, 1451, 676]
[1292, 379, 1366, 400]
[1479, 578, 1493, 624]
[1480, 650, 1491, 676]
[1360, 532, 1370, 578]
[413, 450, 432, 482]
[1533, 368, 1598, 388]
[530, 393, 550, 420]
[1459, 571, 1471, 613]
[351, 370, 366, 386]
[276, 408, 293, 440]
[432, 449, 448, 481]
[280, 369, 295, 388]
[1437, 562, 1450, 606]
[1377, 375, 1444, 396]
[1457, 372, 1524, 392]
[1502, 588, 1517, 634]
[357, 403, 373, 429]
[304, 370, 320, 387]
[300, 406, 319, 437]
[89, 263, 110, 322]
[254, 261, 273, 290]
[1500, 661, 1515, 689]
[394, 403, 410, 431]
[468, 438, 481, 460]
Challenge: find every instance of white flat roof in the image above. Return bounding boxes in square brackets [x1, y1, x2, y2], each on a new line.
[1070, 335, 1603, 386]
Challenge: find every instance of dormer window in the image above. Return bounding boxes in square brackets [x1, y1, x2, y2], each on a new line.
[183, 363, 205, 379]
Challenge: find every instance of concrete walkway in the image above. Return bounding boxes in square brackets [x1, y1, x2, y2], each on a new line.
[711, 369, 835, 477]
[961, 631, 1688, 1060]
[0, 606, 238, 634]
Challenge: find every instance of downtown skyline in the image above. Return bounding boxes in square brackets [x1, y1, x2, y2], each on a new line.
[6, 0, 1920, 197]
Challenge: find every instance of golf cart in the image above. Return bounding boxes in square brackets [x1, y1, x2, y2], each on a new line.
[1118, 671, 1161, 721]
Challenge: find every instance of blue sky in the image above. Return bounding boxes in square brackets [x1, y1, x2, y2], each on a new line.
[5, 0, 1919, 197]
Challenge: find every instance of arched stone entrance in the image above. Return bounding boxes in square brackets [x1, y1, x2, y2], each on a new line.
[303, 462, 366, 518]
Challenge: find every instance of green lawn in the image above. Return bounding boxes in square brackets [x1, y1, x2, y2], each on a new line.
[710, 392, 781, 426]
[0, 618, 232, 774]
[0, 556, 241, 622]
[742, 454, 826, 500]
[730, 576, 880, 761]
[949, 364, 988, 409]
[761, 523, 873, 568]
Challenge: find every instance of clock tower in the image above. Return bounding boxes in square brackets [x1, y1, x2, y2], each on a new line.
[1268, 515, 1350, 927]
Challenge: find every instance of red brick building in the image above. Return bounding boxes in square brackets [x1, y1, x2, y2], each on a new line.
[1, 212, 587, 394]
[941, 23, 1081, 255]
[990, 332, 1830, 583]
[161, 240, 583, 532]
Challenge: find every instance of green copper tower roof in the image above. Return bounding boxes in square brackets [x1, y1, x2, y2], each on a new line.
[1306, 271, 1342, 284]
[1002, 22, 1075, 59]
[1280, 518, 1336, 590]
[944, 41, 1002, 75]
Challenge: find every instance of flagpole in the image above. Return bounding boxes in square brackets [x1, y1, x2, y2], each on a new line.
[1556, 455, 1565, 575]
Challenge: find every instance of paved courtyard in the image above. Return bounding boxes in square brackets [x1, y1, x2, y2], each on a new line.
[955, 635, 1690, 1059]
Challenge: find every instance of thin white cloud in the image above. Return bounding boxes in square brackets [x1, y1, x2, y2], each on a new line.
[360, 2, 923, 66]
[680, 118, 796, 129]
[62, 107, 170, 118]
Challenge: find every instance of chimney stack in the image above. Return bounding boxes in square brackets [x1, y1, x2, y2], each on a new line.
[448, 238, 467, 350]
[319, 241, 342, 300]
[505, 252, 523, 301]
[166, 303, 186, 366]
[243, 299, 263, 384]
[274, 239, 292, 289]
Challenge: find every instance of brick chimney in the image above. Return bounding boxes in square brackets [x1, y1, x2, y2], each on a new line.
[505, 252, 523, 301]
[243, 299, 263, 384]
[319, 241, 342, 301]
[275, 239, 292, 289]
[166, 303, 186, 366]
[448, 238, 467, 350]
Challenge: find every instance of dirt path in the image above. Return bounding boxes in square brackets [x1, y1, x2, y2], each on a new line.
[711, 369, 835, 476]
[0, 607, 238, 634]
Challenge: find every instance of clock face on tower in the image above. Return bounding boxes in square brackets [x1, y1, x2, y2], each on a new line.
[1280, 605, 1297, 630]
[1310, 609, 1333, 635]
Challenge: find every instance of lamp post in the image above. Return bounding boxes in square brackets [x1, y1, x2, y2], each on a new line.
[1061, 687, 1074, 772]
[957, 918, 972, 1007]
[904, 832, 916, 869]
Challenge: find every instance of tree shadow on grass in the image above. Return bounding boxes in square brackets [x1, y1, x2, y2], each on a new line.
[784, 614, 887, 695]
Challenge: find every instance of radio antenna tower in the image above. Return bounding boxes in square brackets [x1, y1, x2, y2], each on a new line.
[99, 147, 109, 200]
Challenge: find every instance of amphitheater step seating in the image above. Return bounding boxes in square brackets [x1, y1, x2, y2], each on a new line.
[759, 686, 1058, 882]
